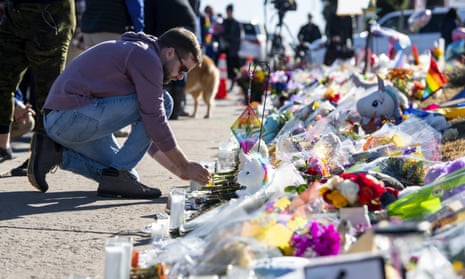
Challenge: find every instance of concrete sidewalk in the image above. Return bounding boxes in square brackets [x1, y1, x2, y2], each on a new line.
[0, 91, 246, 279]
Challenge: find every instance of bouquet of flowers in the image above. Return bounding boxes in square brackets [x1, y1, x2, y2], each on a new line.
[235, 64, 267, 104]
[319, 172, 398, 211]
[386, 67, 414, 96]
[288, 220, 341, 258]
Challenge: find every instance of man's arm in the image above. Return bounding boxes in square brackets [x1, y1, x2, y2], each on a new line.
[151, 147, 211, 185]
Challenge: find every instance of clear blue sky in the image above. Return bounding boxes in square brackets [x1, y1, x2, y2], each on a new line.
[199, 0, 325, 43]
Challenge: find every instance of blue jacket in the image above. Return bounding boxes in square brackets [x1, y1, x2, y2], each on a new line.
[81, 0, 144, 33]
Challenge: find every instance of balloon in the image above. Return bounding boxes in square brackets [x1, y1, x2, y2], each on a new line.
[408, 9, 432, 32]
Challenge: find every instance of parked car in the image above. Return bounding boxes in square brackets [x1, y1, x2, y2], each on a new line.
[291, 37, 327, 66]
[353, 7, 465, 56]
[238, 20, 267, 62]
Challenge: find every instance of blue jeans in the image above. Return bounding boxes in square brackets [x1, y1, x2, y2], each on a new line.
[44, 91, 173, 182]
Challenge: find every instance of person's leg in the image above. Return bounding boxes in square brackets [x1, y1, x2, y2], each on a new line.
[45, 94, 151, 182]
[0, 4, 31, 162]
[230, 54, 241, 90]
[226, 54, 235, 81]
[167, 80, 185, 120]
[18, 1, 75, 177]
[18, 68, 35, 108]
[38, 94, 163, 198]
[50, 91, 173, 175]
[25, 0, 76, 132]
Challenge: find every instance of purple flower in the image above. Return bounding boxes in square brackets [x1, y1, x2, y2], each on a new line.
[290, 221, 341, 258]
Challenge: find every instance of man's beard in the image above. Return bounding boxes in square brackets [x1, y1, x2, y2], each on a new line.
[163, 66, 170, 84]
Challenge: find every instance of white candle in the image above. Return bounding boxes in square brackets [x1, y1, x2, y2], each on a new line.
[118, 237, 133, 279]
[103, 245, 123, 279]
[104, 236, 133, 279]
[169, 188, 185, 231]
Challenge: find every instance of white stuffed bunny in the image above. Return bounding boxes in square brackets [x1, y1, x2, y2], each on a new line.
[356, 75, 406, 133]
[236, 153, 273, 197]
[237, 139, 269, 171]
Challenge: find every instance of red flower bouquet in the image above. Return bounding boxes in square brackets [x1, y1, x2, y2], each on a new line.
[319, 172, 398, 211]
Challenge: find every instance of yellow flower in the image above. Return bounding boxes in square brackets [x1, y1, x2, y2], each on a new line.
[320, 187, 330, 196]
[327, 190, 350, 208]
[387, 68, 412, 81]
[255, 70, 266, 83]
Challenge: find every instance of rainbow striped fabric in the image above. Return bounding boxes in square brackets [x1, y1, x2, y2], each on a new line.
[421, 57, 448, 100]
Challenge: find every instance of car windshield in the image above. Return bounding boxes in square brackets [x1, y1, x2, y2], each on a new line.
[380, 11, 446, 34]
[242, 23, 258, 36]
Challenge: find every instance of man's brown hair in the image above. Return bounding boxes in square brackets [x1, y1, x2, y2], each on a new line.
[158, 27, 202, 65]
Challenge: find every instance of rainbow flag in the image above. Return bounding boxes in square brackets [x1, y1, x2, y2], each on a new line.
[421, 57, 448, 100]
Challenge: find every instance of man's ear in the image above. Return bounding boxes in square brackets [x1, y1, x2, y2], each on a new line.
[166, 47, 175, 58]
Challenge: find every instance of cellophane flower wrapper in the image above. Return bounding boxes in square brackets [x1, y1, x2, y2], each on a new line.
[427, 188, 465, 231]
[186, 188, 339, 275]
[388, 167, 465, 220]
[274, 128, 307, 164]
[406, 245, 461, 279]
[188, 235, 280, 276]
[360, 116, 441, 161]
[346, 156, 437, 187]
[431, 221, 465, 272]
[185, 162, 307, 240]
[183, 197, 251, 239]
[424, 157, 465, 185]
[262, 111, 292, 144]
[239, 192, 340, 254]
[301, 100, 337, 129]
[392, 116, 442, 161]
[290, 84, 329, 108]
[140, 236, 205, 275]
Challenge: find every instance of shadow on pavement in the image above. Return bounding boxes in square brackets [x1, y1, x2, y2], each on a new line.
[0, 190, 168, 221]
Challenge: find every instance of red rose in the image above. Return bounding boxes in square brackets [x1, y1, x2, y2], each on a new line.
[340, 173, 386, 209]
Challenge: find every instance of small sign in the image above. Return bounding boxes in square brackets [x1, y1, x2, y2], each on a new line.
[303, 253, 386, 279]
[337, 0, 370, 15]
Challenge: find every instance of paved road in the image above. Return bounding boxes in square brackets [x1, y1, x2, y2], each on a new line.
[0, 91, 245, 279]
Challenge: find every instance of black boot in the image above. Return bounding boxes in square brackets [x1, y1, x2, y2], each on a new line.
[97, 168, 162, 199]
[27, 132, 62, 192]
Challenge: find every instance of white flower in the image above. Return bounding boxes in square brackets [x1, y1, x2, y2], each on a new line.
[339, 180, 359, 204]
[323, 176, 344, 190]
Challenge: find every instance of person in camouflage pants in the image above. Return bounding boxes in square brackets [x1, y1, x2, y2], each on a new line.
[0, 0, 76, 165]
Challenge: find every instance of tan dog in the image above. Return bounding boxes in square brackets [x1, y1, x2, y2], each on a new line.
[185, 55, 220, 118]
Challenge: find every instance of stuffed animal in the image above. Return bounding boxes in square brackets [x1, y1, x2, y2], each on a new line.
[320, 172, 399, 211]
[237, 151, 307, 198]
[356, 76, 405, 133]
[237, 153, 274, 196]
[238, 139, 269, 171]
[262, 112, 290, 144]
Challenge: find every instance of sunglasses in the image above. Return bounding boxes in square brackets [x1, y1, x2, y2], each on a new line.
[174, 49, 189, 75]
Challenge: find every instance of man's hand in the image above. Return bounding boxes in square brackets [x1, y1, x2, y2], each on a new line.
[179, 162, 211, 185]
[151, 150, 211, 185]
[14, 103, 35, 124]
